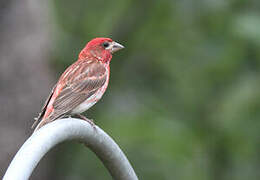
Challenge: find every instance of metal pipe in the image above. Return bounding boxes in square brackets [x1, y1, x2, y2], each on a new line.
[3, 118, 138, 180]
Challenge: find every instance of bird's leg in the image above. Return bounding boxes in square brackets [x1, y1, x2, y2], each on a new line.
[59, 114, 71, 119]
[74, 114, 96, 129]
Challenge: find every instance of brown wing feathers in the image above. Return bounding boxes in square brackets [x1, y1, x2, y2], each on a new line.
[32, 84, 57, 128]
[33, 59, 107, 129]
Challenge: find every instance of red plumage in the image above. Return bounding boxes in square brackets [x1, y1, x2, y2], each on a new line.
[33, 38, 124, 131]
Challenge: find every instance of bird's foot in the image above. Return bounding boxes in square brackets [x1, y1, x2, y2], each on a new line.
[59, 114, 71, 119]
[74, 114, 96, 130]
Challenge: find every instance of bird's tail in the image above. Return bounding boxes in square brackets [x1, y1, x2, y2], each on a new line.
[31, 117, 40, 129]
[32, 112, 55, 132]
[33, 118, 51, 133]
[33, 120, 42, 132]
[33, 114, 63, 132]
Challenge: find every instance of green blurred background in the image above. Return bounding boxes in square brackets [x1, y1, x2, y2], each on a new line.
[2, 0, 260, 179]
[46, 0, 260, 179]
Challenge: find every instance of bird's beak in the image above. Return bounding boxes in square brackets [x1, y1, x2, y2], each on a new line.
[111, 41, 124, 53]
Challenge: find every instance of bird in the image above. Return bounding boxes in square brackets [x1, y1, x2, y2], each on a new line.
[32, 37, 124, 131]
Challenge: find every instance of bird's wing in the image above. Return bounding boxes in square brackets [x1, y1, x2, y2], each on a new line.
[46, 59, 107, 122]
[32, 84, 57, 128]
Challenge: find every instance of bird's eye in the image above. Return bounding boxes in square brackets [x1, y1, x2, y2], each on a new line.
[102, 42, 110, 48]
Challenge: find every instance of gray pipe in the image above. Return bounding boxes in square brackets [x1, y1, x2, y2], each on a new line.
[3, 118, 138, 180]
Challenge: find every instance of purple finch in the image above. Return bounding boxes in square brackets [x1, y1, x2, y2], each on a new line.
[33, 37, 124, 131]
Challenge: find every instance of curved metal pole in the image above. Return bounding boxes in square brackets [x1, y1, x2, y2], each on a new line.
[3, 118, 138, 180]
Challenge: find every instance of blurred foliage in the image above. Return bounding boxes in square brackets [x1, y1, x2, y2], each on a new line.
[49, 0, 260, 179]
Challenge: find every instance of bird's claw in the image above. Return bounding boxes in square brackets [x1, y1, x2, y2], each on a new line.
[75, 114, 96, 130]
